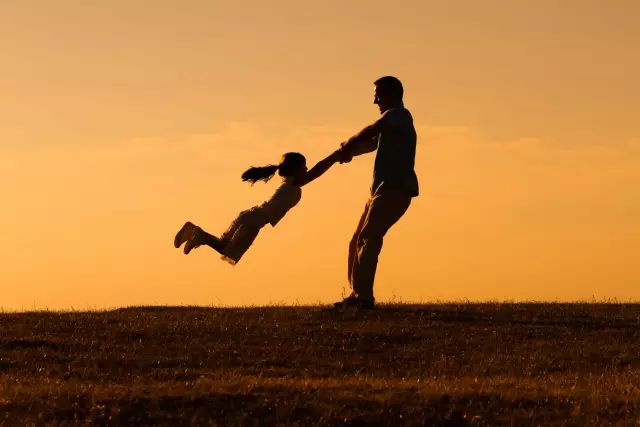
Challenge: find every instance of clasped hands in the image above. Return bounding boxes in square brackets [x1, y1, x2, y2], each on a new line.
[334, 142, 353, 164]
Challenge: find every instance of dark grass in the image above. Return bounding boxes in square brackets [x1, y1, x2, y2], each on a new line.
[1, 303, 640, 426]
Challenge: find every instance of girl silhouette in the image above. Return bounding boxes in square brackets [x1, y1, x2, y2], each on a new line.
[174, 150, 342, 264]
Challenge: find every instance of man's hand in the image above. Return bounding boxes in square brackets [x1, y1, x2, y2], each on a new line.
[337, 142, 353, 164]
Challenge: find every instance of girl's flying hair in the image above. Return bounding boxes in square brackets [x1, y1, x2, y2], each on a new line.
[242, 152, 306, 184]
[241, 164, 280, 183]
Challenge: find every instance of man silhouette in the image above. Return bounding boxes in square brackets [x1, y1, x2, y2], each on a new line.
[335, 76, 419, 309]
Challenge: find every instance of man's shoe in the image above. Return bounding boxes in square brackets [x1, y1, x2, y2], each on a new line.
[333, 294, 358, 308]
[174, 222, 196, 248]
[356, 298, 375, 309]
[183, 226, 205, 254]
[333, 294, 375, 310]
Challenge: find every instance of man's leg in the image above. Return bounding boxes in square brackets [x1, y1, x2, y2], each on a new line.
[351, 192, 411, 302]
[334, 200, 373, 307]
[348, 200, 371, 288]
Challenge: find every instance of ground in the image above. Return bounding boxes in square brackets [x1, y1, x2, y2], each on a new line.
[1, 303, 639, 426]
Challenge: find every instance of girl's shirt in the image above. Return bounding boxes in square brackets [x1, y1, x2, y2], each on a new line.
[257, 177, 302, 226]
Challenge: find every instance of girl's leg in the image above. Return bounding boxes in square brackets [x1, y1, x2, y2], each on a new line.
[182, 209, 254, 255]
[219, 210, 250, 247]
[182, 209, 265, 260]
[218, 209, 266, 264]
[218, 223, 262, 264]
[184, 226, 224, 254]
[201, 230, 225, 253]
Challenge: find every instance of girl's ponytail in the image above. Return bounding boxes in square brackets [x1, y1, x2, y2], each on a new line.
[241, 165, 279, 184]
[241, 152, 306, 184]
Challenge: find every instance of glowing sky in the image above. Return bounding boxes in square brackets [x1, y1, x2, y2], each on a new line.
[1, 1, 639, 309]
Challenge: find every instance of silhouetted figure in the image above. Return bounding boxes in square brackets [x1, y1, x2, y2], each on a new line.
[334, 76, 419, 309]
[174, 151, 341, 264]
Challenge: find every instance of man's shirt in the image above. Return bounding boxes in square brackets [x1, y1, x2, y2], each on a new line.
[371, 107, 419, 197]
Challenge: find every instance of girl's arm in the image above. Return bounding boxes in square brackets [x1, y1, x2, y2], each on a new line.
[294, 150, 341, 187]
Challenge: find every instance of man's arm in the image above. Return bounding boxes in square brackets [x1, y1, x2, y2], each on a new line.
[339, 117, 385, 161]
[341, 135, 377, 157]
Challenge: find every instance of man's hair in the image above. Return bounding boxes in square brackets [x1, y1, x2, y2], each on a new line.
[374, 76, 403, 101]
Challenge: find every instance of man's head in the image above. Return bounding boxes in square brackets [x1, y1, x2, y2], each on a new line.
[374, 76, 403, 113]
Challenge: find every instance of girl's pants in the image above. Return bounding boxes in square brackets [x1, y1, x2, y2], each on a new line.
[220, 208, 267, 265]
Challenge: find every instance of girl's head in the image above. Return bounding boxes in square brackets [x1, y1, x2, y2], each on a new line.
[241, 152, 307, 184]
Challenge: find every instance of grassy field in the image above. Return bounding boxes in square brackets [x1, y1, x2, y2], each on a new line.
[1, 303, 639, 426]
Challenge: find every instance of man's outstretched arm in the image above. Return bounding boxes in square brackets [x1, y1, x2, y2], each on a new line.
[341, 113, 391, 160]
[341, 119, 383, 158]
[341, 135, 378, 157]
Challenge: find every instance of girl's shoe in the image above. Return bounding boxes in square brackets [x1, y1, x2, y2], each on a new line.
[174, 222, 196, 248]
[183, 226, 205, 254]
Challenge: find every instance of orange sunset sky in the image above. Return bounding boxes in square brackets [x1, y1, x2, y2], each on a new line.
[1, 1, 639, 310]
